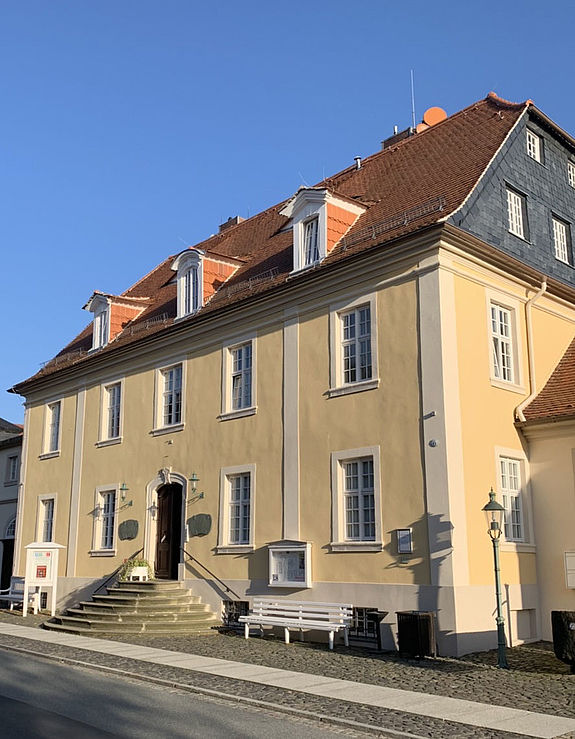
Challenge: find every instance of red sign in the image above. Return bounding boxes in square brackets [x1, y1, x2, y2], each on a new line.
[36, 566, 47, 578]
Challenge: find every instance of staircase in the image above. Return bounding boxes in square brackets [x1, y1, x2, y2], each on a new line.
[43, 580, 221, 635]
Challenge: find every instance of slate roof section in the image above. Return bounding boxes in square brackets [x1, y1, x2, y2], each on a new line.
[14, 92, 529, 390]
[0, 418, 23, 447]
[522, 337, 575, 423]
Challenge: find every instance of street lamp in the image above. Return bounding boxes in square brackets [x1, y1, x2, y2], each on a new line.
[482, 488, 509, 669]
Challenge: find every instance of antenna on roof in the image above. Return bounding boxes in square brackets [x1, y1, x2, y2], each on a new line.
[410, 69, 416, 130]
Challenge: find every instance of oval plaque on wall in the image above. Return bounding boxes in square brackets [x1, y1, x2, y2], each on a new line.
[118, 520, 139, 541]
[187, 514, 212, 537]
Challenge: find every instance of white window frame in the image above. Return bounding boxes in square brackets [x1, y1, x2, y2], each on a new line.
[220, 334, 257, 420]
[506, 187, 527, 239]
[91, 484, 119, 556]
[330, 446, 382, 552]
[153, 361, 185, 434]
[303, 216, 320, 267]
[36, 495, 56, 543]
[495, 448, 535, 552]
[217, 464, 256, 553]
[88, 295, 111, 351]
[568, 161, 575, 189]
[526, 129, 542, 163]
[97, 378, 124, 446]
[552, 216, 570, 264]
[486, 291, 524, 394]
[5, 454, 19, 485]
[40, 400, 62, 458]
[329, 293, 379, 397]
[172, 250, 204, 319]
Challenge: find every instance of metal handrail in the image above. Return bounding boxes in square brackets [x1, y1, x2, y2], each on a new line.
[93, 547, 144, 594]
[180, 546, 241, 600]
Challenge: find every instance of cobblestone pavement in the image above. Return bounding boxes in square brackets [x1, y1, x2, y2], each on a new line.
[0, 610, 573, 739]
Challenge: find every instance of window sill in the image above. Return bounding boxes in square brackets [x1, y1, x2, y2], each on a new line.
[489, 378, 526, 395]
[39, 451, 60, 460]
[501, 542, 536, 554]
[215, 545, 255, 554]
[507, 230, 531, 244]
[288, 261, 322, 277]
[330, 541, 383, 552]
[89, 549, 117, 557]
[95, 437, 122, 448]
[151, 423, 185, 436]
[328, 379, 380, 398]
[218, 407, 257, 422]
[3, 481, 17, 487]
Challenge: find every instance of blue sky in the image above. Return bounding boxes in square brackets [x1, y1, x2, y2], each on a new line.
[1, 0, 573, 422]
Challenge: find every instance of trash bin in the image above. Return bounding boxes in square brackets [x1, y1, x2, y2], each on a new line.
[366, 610, 388, 650]
[396, 611, 437, 657]
[551, 611, 575, 673]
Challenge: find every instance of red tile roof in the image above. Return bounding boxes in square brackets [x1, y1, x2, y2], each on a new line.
[523, 337, 575, 423]
[15, 93, 529, 389]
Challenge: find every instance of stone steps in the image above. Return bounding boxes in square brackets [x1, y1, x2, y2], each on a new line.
[44, 579, 221, 635]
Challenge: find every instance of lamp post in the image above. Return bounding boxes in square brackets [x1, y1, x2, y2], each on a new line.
[482, 488, 509, 669]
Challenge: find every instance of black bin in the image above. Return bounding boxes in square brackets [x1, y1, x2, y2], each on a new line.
[551, 611, 575, 673]
[396, 611, 436, 657]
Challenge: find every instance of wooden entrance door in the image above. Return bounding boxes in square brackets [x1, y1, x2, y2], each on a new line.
[155, 484, 182, 579]
[0, 539, 14, 590]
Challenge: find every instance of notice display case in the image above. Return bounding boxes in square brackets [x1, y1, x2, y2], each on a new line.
[268, 541, 312, 588]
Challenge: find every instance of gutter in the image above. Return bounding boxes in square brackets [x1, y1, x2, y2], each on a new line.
[515, 279, 547, 422]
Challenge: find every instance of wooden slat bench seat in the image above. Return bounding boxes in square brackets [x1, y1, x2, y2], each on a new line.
[239, 598, 353, 650]
[0, 577, 40, 615]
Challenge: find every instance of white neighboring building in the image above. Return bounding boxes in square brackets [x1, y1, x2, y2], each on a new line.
[0, 418, 22, 589]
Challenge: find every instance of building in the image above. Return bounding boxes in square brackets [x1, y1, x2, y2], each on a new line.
[0, 418, 22, 589]
[10, 93, 575, 655]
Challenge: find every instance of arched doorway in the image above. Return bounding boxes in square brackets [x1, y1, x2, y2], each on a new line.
[154, 483, 182, 579]
[0, 517, 16, 589]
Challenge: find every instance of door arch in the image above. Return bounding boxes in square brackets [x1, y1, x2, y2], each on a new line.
[144, 470, 188, 579]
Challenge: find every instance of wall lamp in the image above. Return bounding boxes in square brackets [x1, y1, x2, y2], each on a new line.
[189, 472, 204, 500]
[120, 483, 133, 507]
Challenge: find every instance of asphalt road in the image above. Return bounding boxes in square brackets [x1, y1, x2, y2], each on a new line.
[0, 649, 360, 738]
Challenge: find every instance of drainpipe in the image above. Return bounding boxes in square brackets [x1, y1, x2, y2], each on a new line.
[515, 279, 547, 422]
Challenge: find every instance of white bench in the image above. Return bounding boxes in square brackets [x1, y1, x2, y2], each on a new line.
[239, 599, 353, 650]
[0, 577, 40, 615]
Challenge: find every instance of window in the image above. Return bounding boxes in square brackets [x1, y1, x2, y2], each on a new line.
[172, 249, 203, 319]
[100, 490, 116, 549]
[91, 486, 118, 554]
[552, 216, 571, 264]
[526, 129, 542, 163]
[231, 342, 252, 410]
[506, 188, 527, 239]
[497, 456, 529, 543]
[490, 303, 514, 383]
[217, 464, 255, 552]
[220, 336, 256, 419]
[303, 217, 320, 266]
[5, 455, 18, 484]
[342, 305, 372, 385]
[37, 497, 55, 542]
[228, 473, 251, 544]
[568, 161, 575, 189]
[343, 458, 375, 541]
[162, 364, 182, 427]
[330, 446, 382, 551]
[5, 517, 16, 539]
[101, 382, 122, 441]
[42, 401, 61, 455]
[329, 294, 378, 397]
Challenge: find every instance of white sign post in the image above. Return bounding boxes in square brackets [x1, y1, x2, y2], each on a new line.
[24, 543, 66, 617]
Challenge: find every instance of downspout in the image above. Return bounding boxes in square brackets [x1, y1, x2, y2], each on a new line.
[515, 279, 547, 422]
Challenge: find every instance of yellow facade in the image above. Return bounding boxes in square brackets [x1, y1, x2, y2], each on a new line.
[14, 228, 575, 655]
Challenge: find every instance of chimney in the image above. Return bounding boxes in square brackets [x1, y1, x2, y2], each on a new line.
[219, 216, 245, 233]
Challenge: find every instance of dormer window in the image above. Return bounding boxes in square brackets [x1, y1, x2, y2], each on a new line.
[280, 188, 366, 274]
[84, 294, 111, 350]
[172, 249, 204, 319]
[304, 217, 320, 266]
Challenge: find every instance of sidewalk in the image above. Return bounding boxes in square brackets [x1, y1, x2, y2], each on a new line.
[0, 622, 573, 739]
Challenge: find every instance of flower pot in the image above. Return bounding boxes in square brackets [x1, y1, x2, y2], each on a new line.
[127, 566, 149, 582]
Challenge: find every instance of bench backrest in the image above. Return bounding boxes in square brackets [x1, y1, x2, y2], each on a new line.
[251, 599, 353, 624]
[9, 577, 25, 595]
